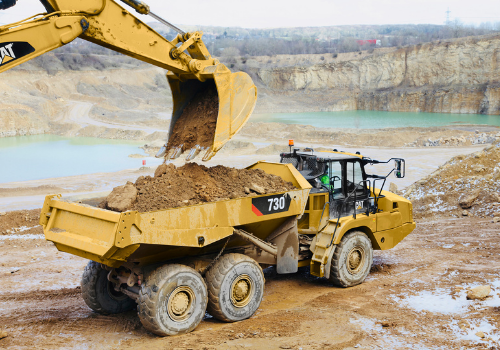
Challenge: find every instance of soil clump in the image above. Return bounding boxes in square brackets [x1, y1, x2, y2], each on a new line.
[166, 85, 219, 153]
[405, 142, 500, 218]
[102, 163, 295, 212]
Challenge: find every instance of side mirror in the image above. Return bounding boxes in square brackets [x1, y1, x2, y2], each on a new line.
[394, 159, 405, 178]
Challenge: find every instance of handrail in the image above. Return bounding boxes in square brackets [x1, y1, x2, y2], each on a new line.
[326, 179, 369, 248]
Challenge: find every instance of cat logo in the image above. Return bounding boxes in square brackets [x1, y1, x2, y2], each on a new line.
[0, 42, 35, 67]
[0, 43, 15, 64]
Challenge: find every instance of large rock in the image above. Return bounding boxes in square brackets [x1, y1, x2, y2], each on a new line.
[106, 182, 137, 212]
[459, 191, 479, 209]
[0, 330, 8, 339]
[466, 285, 491, 300]
[250, 183, 266, 194]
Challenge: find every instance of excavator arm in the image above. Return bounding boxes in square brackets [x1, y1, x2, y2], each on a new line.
[0, 0, 257, 160]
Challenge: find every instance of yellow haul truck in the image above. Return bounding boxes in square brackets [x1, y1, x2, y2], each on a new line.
[39, 150, 415, 336]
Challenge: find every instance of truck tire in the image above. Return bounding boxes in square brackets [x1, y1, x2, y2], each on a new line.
[329, 230, 373, 288]
[137, 264, 207, 336]
[81, 261, 136, 314]
[206, 253, 264, 322]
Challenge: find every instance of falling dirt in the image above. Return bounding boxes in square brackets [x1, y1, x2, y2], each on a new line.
[405, 142, 500, 219]
[166, 84, 219, 153]
[102, 163, 295, 212]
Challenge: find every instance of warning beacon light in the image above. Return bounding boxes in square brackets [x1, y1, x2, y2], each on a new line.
[288, 139, 294, 152]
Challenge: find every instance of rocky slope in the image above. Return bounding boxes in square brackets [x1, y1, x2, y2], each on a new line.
[253, 34, 500, 114]
[404, 141, 500, 219]
[0, 62, 171, 138]
[1, 34, 500, 138]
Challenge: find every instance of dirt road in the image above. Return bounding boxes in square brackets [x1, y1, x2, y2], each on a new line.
[1, 210, 499, 349]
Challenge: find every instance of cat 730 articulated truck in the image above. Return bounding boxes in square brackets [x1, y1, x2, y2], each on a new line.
[40, 148, 415, 336]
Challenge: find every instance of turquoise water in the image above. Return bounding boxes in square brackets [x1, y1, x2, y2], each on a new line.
[0, 135, 147, 184]
[251, 110, 500, 129]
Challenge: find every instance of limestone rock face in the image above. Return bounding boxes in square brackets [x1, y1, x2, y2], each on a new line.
[257, 35, 500, 115]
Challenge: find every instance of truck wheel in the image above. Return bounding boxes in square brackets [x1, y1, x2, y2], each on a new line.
[329, 231, 373, 288]
[137, 264, 207, 336]
[206, 253, 264, 322]
[81, 261, 135, 314]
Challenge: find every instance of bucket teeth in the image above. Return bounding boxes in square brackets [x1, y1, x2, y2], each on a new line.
[169, 145, 184, 159]
[166, 148, 176, 159]
[155, 145, 167, 158]
[186, 145, 201, 161]
[202, 148, 216, 161]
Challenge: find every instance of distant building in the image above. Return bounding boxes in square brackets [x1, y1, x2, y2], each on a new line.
[356, 39, 381, 46]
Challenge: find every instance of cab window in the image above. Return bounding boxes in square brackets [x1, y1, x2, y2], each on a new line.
[329, 161, 343, 199]
[345, 160, 367, 197]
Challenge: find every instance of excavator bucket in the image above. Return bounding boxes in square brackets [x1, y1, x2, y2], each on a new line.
[165, 63, 257, 161]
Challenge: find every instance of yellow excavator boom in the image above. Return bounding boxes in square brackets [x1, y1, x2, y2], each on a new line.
[0, 0, 257, 160]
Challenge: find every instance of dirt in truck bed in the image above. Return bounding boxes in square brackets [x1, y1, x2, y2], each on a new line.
[166, 85, 219, 153]
[101, 162, 296, 212]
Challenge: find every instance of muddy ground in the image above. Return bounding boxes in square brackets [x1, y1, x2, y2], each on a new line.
[1, 210, 499, 349]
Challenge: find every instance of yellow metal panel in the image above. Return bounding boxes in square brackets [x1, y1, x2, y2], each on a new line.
[372, 222, 416, 250]
[50, 200, 120, 223]
[46, 229, 111, 256]
[212, 71, 258, 152]
[51, 210, 118, 243]
[332, 215, 377, 245]
[134, 227, 234, 247]
[80, 0, 189, 73]
[376, 211, 403, 231]
[137, 189, 307, 232]
[0, 15, 85, 73]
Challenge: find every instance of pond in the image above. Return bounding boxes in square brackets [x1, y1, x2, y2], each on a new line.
[251, 110, 500, 129]
[0, 135, 149, 184]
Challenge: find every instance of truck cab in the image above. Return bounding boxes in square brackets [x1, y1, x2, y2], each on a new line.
[280, 148, 416, 283]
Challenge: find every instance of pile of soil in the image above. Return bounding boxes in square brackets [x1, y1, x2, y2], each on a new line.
[405, 142, 500, 219]
[101, 163, 296, 212]
[166, 85, 219, 153]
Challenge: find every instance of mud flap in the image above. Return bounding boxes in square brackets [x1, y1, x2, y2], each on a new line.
[323, 245, 336, 280]
[269, 217, 299, 274]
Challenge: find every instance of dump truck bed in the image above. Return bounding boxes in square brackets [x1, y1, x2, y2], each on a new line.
[40, 162, 312, 267]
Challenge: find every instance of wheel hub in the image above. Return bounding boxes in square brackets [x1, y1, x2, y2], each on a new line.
[347, 247, 365, 274]
[230, 275, 253, 308]
[167, 286, 195, 321]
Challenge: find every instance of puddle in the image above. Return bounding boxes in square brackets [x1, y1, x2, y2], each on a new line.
[393, 280, 500, 314]
[449, 318, 499, 346]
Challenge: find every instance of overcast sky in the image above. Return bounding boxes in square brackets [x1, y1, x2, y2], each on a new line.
[1, 0, 500, 28]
